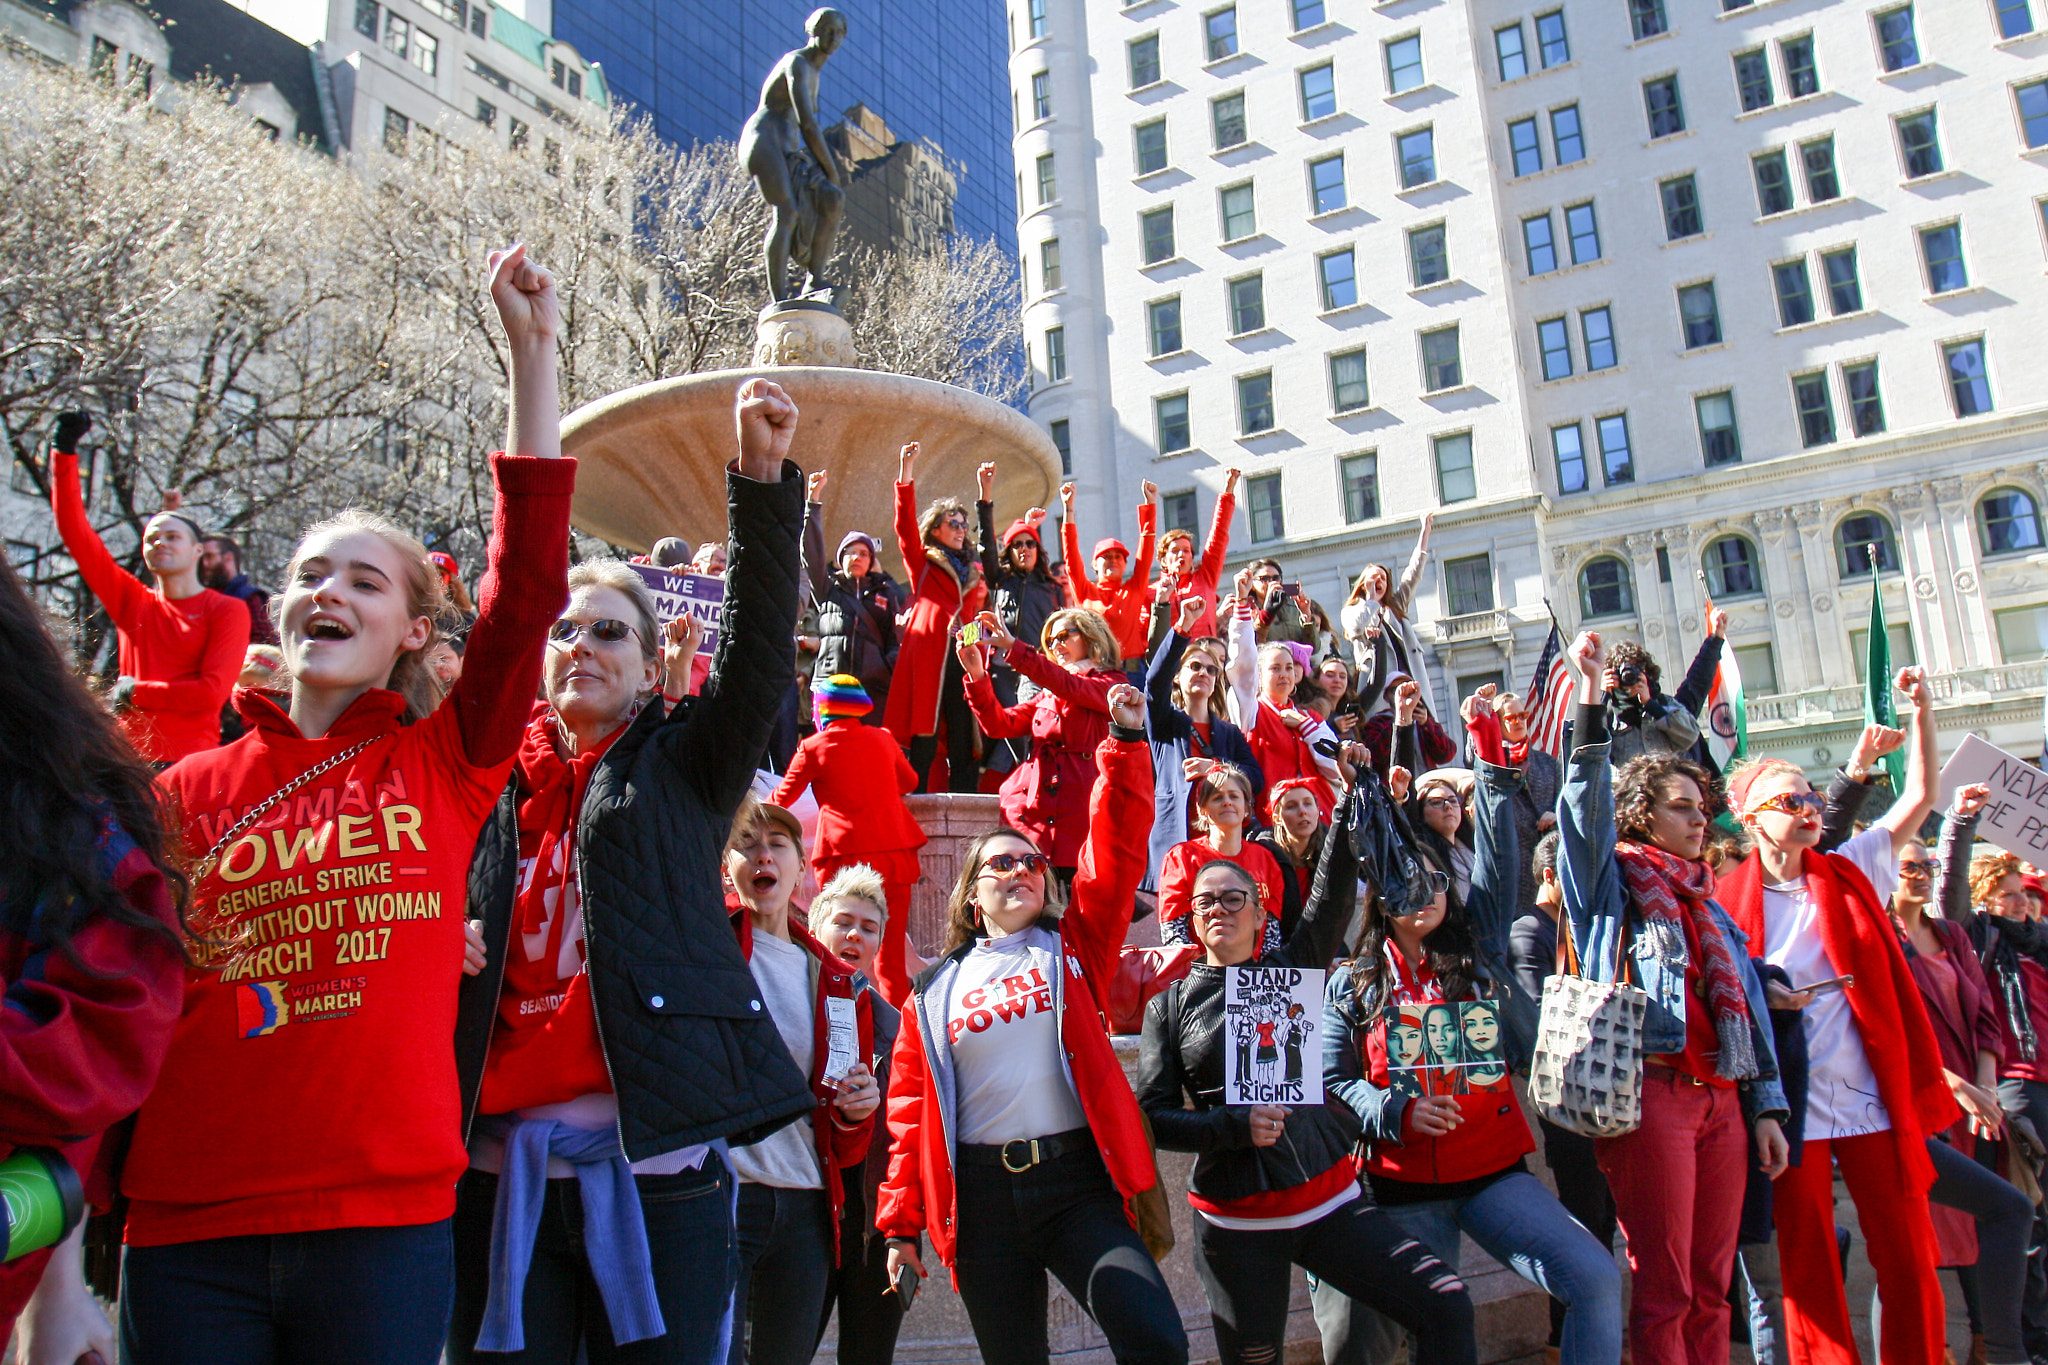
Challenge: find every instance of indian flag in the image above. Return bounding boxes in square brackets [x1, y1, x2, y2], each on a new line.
[1702, 586, 1745, 771]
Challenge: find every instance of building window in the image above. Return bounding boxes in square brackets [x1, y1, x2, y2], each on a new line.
[1409, 224, 1449, 284]
[1213, 93, 1248, 148]
[1044, 327, 1067, 383]
[1156, 394, 1192, 451]
[1036, 153, 1057, 202]
[1581, 307, 1618, 370]
[1446, 555, 1495, 615]
[1982, 488, 2046, 554]
[1238, 372, 1275, 434]
[1994, 606, 2048, 661]
[1332, 350, 1370, 411]
[1040, 238, 1062, 291]
[1293, 0, 1326, 29]
[1148, 297, 1183, 355]
[1434, 432, 1476, 502]
[1386, 37, 1424, 92]
[1782, 34, 1819, 95]
[1341, 453, 1379, 522]
[1644, 76, 1684, 137]
[1876, 5, 1920, 70]
[1142, 207, 1176, 263]
[1050, 419, 1072, 475]
[1523, 213, 1558, 274]
[1509, 118, 1543, 175]
[1800, 253, 1855, 322]
[470, 5, 486, 36]
[355, 0, 379, 37]
[1734, 644, 1779, 694]
[1229, 273, 1265, 333]
[1678, 282, 1721, 348]
[1597, 413, 1634, 481]
[1800, 137, 1841, 201]
[1207, 6, 1240, 60]
[1496, 24, 1529, 79]
[1301, 64, 1338, 120]
[1319, 249, 1358, 310]
[1897, 110, 1942, 177]
[89, 34, 118, 83]
[1998, 0, 2035, 37]
[1553, 422, 1588, 493]
[1398, 128, 1437, 188]
[1920, 223, 1967, 293]
[1248, 472, 1284, 541]
[1836, 513, 1899, 576]
[1032, 71, 1052, 120]
[1135, 119, 1168, 174]
[383, 12, 410, 59]
[2018, 82, 2048, 148]
[1850, 622, 1916, 677]
[1564, 202, 1600, 263]
[1551, 105, 1585, 163]
[1630, 0, 1667, 40]
[1538, 318, 1573, 380]
[1792, 371, 1835, 446]
[1310, 154, 1346, 213]
[1661, 175, 1703, 239]
[1422, 327, 1462, 390]
[1946, 338, 1992, 415]
[406, 28, 437, 76]
[1026, 0, 1049, 36]
[1702, 535, 1762, 597]
[1843, 360, 1884, 434]
[509, 117, 529, 150]
[383, 106, 410, 155]
[1773, 259, 1815, 326]
[1580, 556, 1635, 618]
[1696, 391, 1740, 465]
[1221, 182, 1256, 238]
[1130, 35, 1162, 87]
[1536, 10, 1570, 65]
[475, 97, 497, 126]
[1163, 487, 1197, 532]
[1753, 150, 1793, 216]
[1735, 49, 1773, 111]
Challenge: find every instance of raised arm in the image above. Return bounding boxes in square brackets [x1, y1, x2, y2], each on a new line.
[1197, 476, 1237, 590]
[1003, 637, 1117, 713]
[1672, 608, 1727, 716]
[802, 470, 829, 602]
[1223, 588, 1258, 727]
[1389, 511, 1433, 615]
[1058, 483, 1094, 597]
[1132, 484, 1159, 588]
[1876, 667, 1939, 853]
[1145, 603, 1192, 735]
[1558, 631, 1627, 984]
[976, 465, 1000, 588]
[46, 413, 145, 627]
[892, 445, 922, 582]
[1064, 690, 1157, 1001]
[1938, 787, 1985, 923]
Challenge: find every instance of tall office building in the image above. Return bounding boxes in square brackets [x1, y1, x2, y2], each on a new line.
[1016, 0, 2048, 763]
[528, 0, 1016, 249]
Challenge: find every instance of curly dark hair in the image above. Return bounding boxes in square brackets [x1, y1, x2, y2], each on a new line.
[1606, 640, 1662, 693]
[1614, 753, 1718, 842]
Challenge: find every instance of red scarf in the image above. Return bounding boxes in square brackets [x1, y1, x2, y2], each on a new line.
[1722, 849, 1959, 1189]
[1613, 841, 1759, 1080]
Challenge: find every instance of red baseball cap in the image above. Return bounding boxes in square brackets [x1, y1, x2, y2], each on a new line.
[1093, 538, 1130, 561]
[427, 551, 459, 582]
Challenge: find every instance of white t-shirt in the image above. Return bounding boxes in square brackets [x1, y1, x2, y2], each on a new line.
[947, 928, 1088, 1145]
[731, 932, 823, 1188]
[1759, 825, 1898, 1140]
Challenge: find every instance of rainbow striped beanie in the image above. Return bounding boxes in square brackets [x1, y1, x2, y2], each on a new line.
[814, 674, 874, 723]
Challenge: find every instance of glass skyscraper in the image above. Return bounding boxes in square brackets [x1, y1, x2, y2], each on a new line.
[545, 0, 1015, 250]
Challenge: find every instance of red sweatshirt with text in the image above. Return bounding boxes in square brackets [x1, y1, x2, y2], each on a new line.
[119, 454, 575, 1246]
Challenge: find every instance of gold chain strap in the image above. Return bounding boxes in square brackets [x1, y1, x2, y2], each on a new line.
[193, 738, 377, 886]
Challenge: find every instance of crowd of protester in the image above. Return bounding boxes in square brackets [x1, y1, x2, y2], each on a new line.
[7, 245, 2048, 1365]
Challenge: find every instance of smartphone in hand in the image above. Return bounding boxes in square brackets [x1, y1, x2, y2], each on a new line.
[891, 1261, 920, 1309]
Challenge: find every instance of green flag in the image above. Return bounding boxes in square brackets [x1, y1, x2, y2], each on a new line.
[1864, 589, 1905, 793]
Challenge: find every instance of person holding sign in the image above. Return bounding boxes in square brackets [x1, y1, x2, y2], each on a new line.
[1137, 773, 1478, 1365]
[1319, 691, 1621, 1365]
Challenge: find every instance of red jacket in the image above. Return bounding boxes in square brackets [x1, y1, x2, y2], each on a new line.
[731, 914, 876, 1265]
[1063, 502, 1156, 660]
[50, 450, 250, 763]
[963, 642, 1116, 868]
[772, 720, 927, 864]
[876, 735, 1170, 1273]
[884, 481, 987, 741]
[1151, 491, 1234, 639]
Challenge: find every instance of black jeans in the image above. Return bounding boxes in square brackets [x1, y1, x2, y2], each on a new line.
[731, 1183, 833, 1365]
[1539, 1118, 1617, 1348]
[953, 1144, 1187, 1365]
[909, 654, 981, 794]
[2002, 1076, 2048, 1355]
[1198, 1197, 1476, 1365]
[817, 1167, 906, 1365]
[121, 1220, 453, 1365]
[447, 1162, 736, 1365]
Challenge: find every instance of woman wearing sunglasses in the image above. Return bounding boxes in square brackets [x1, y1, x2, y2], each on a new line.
[1317, 692, 1621, 1365]
[878, 683, 1189, 1365]
[1717, 663, 1957, 1365]
[1137, 779, 1479, 1365]
[1554, 632, 1789, 1365]
[886, 443, 987, 794]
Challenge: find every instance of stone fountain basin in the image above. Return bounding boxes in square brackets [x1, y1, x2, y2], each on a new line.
[561, 367, 1061, 574]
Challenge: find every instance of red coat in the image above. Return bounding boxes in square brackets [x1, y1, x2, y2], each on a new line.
[1151, 491, 1234, 639]
[772, 719, 928, 865]
[875, 735, 1170, 1273]
[963, 642, 1116, 868]
[1064, 502, 1156, 660]
[884, 481, 987, 741]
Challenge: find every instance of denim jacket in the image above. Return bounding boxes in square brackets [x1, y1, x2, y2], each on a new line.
[1558, 704, 1788, 1126]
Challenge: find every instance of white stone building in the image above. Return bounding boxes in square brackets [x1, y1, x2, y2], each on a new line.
[1013, 0, 2048, 769]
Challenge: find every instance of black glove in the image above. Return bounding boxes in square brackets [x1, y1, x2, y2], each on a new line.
[111, 676, 138, 712]
[52, 411, 91, 454]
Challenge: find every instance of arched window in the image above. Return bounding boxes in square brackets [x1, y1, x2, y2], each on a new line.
[1701, 535, 1764, 599]
[1980, 487, 2045, 556]
[1579, 555, 1635, 619]
[1835, 512, 1899, 578]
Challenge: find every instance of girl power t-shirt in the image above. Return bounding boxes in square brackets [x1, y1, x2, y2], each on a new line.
[946, 928, 1086, 1145]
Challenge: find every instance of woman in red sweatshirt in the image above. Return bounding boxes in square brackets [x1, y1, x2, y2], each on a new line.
[1156, 762, 1288, 953]
[886, 441, 988, 794]
[112, 246, 577, 1365]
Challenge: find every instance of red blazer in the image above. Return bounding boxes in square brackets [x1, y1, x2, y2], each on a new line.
[963, 643, 1116, 868]
[875, 736, 1170, 1273]
[1064, 502, 1157, 660]
[772, 720, 927, 863]
[884, 481, 986, 741]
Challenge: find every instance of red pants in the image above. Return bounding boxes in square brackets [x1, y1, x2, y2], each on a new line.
[1595, 1068, 1748, 1365]
[1773, 1131, 1944, 1365]
[813, 851, 920, 1008]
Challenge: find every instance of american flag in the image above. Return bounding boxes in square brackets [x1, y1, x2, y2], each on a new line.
[1524, 625, 1574, 757]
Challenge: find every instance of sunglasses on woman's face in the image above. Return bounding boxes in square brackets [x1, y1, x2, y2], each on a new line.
[548, 618, 640, 647]
[979, 851, 1051, 877]
[1192, 889, 1254, 918]
[1897, 861, 1933, 880]
[1750, 791, 1826, 818]
[1052, 627, 1083, 642]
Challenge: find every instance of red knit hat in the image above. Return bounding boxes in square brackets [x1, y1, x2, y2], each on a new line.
[1002, 518, 1042, 549]
[1093, 537, 1130, 561]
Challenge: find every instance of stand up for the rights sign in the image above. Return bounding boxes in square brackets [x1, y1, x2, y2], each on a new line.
[1223, 966, 1324, 1106]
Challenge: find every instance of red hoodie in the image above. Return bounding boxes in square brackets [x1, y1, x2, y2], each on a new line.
[120, 454, 574, 1247]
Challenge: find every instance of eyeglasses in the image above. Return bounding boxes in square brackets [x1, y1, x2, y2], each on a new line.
[1424, 795, 1462, 811]
[1749, 791, 1826, 818]
[1182, 661, 1219, 676]
[1052, 627, 1083, 643]
[548, 618, 641, 647]
[1192, 890, 1254, 918]
[941, 516, 969, 531]
[979, 851, 1051, 877]
[1897, 862, 1933, 880]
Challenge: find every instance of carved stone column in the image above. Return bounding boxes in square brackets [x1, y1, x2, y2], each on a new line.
[1929, 475, 1994, 668]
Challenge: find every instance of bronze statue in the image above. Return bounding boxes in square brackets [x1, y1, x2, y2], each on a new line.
[740, 8, 848, 306]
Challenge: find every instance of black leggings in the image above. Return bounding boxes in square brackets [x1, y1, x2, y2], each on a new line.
[1193, 1198, 1476, 1365]
[908, 654, 980, 794]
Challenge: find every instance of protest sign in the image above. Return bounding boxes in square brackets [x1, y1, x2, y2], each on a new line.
[1938, 732, 2048, 859]
[1385, 999, 1512, 1098]
[626, 564, 723, 656]
[1223, 966, 1324, 1106]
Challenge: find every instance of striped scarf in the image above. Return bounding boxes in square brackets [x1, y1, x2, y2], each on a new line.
[1613, 840, 1759, 1081]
